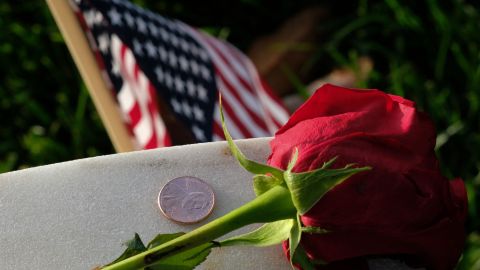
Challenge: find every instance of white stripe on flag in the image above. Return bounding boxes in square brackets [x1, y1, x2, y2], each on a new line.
[203, 36, 251, 84]
[153, 112, 167, 147]
[203, 46, 264, 116]
[178, 23, 265, 117]
[213, 104, 243, 139]
[245, 59, 289, 127]
[216, 79, 270, 137]
[118, 82, 135, 113]
[134, 110, 153, 146]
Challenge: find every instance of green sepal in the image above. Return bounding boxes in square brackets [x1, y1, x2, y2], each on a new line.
[291, 245, 316, 270]
[302, 226, 329, 234]
[284, 157, 371, 215]
[289, 215, 302, 266]
[103, 233, 147, 267]
[286, 148, 299, 172]
[219, 97, 283, 179]
[220, 219, 294, 247]
[253, 174, 284, 196]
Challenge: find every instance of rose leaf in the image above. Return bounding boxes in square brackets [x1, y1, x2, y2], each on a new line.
[144, 232, 214, 270]
[103, 233, 147, 267]
[284, 158, 371, 215]
[220, 219, 294, 247]
[147, 242, 214, 270]
[147, 232, 185, 249]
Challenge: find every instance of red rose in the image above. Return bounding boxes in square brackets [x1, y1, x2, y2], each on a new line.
[268, 84, 467, 269]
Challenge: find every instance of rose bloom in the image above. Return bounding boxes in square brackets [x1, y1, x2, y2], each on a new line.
[268, 84, 467, 270]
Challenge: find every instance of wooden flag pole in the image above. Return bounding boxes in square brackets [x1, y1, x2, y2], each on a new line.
[46, 0, 135, 152]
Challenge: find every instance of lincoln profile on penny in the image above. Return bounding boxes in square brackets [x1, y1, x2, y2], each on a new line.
[100, 85, 467, 270]
[158, 176, 215, 224]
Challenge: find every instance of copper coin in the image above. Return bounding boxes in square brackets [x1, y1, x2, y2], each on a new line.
[158, 176, 215, 224]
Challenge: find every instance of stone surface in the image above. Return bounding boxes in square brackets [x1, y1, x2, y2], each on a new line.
[0, 137, 421, 270]
[0, 138, 290, 270]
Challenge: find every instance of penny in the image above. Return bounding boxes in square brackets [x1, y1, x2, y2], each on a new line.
[158, 176, 215, 224]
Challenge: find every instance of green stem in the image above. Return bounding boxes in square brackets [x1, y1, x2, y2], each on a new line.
[102, 185, 296, 270]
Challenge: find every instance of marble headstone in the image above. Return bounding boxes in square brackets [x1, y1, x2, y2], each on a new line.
[0, 138, 420, 270]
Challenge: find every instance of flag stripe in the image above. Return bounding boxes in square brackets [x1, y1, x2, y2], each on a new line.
[182, 26, 267, 115]
[208, 38, 251, 83]
[212, 122, 225, 140]
[203, 36, 256, 94]
[112, 34, 170, 148]
[214, 69, 270, 132]
[216, 78, 270, 137]
[245, 59, 290, 128]
[213, 103, 244, 139]
[138, 73, 159, 147]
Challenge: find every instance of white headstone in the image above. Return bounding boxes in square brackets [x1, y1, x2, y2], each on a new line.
[0, 138, 291, 270]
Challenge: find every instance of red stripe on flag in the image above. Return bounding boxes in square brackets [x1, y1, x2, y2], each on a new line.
[260, 78, 289, 114]
[214, 69, 269, 131]
[129, 102, 141, 126]
[204, 38, 256, 95]
[213, 122, 225, 139]
[220, 99, 252, 138]
[144, 133, 158, 149]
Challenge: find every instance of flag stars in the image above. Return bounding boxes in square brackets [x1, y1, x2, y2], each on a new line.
[180, 39, 190, 52]
[83, 10, 95, 27]
[192, 105, 205, 122]
[182, 101, 192, 118]
[158, 46, 168, 61]
[200, 65, 211, 81]
[149, 22, 159, 37]
[199, 49, 209, 62]
[108, 8, 122, 26]
[190, 60, 199, 76]
[154, 14, 167, 25]
[84, 10, 103, 27]
[124, 12, 135, 28]
[155, 66, 164, 82]
[133, 39, 143, 56]
[197, 84, 208, 102]
[145, 41, 157, 58]
[179, 56, 189, 71]
[165, 20, 177, 32]
[170, 98, 182, 114]
[136, 17, 147, 34]
[159, 28, 169, 42]
[174, 76, 185, 93]
[192, 125, 206, 141]
[111, 59, 120, 77]
[190, 44, 198, 56]
[186, 80, 196, 96]
[170, 35, 179, 47]
[145, 10, 157, 20]
[164, 72, 173, 88]
[168, 51, 177, 68]
[97, 33, 109, 53]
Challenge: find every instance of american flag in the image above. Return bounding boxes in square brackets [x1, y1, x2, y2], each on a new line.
[71, 0, 289, 149]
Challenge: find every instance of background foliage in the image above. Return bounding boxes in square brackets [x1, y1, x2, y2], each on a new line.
[0, 0, 479, 268]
